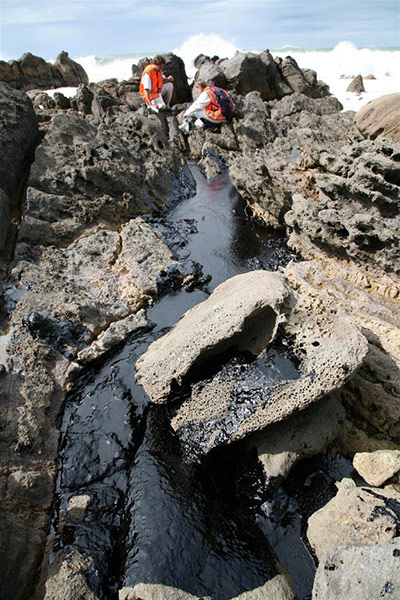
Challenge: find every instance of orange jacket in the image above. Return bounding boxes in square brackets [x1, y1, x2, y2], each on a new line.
[204, 87, 225, 122]
[139, 64, 162, 102]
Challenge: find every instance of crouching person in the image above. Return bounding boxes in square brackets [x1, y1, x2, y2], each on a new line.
[139, 55, 174, 112]
[179, 80, 225, 133]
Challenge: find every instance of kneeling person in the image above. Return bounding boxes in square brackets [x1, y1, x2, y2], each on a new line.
[140, 55, 174, 111]
[180, 80, 225, 131]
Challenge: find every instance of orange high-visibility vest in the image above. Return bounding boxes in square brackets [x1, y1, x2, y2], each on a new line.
[204, 87, 225, 122]
[139, 64, 163, 102]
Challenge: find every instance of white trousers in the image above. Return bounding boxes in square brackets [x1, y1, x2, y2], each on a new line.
[151, 82, 173, 109]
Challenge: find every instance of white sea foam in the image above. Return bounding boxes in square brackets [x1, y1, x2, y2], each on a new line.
[60, 35, 399, 111]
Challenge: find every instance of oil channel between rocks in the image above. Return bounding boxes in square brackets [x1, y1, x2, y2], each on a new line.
[49, 166, 326, 600]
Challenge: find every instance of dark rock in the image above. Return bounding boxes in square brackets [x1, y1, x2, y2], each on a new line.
[0, 83, 39, 276]
[347, 74, 365, 94]
[91, 88, 119, 122]
[53, 50, 89, 87]
[74, 85, 93, 114]
[219, 52, 278, 100]
[280, 56, 330, 98]
[0, 51, 88, 91]
[196, 59, 228, 90]
[131, 63, 141, 77]
[53, 92, 71, 110]
[162, 52, 192, 104]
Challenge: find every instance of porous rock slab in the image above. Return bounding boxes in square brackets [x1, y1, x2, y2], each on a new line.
[170, 293, 367, 453]
[307, 478, 400, 560]
[312, 538, 400, 600]
[119, 571, 296, 600]
[353, 449, 400, 487]
[135, 271, 291, 403]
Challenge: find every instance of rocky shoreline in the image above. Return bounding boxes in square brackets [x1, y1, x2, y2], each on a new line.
[0, 49, 399, 600]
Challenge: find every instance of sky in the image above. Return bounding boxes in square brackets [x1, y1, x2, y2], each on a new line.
[0, 0, 399, 61]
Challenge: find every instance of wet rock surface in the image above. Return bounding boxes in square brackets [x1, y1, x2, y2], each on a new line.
[0, 47, 399, 600]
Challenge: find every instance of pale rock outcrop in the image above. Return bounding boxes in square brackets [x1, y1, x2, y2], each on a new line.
[136, 271, 291, 403]
[307, 478, 400, 560]
[312, 538, 400, 600]
[119, 571, 296, 600]
[43, 551, 99, 600]
[353, 449, 400, 486]
[355, 92, 400, 143]
[249, 393, 345, 480]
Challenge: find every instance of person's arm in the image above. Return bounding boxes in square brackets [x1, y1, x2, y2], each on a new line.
[142, 72, 154, 104]
[184, 91, 210, 117]
[162, 74, 174, 83]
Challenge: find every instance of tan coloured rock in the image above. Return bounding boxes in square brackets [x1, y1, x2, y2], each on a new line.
[136, 271, 291, 403]
[307, 478, 400, 560]
[353, 449, 400, 486]
[44, 551, 99, 600]
[312, 538, 400, 600]
[249, 393, 345, 480]
[355, 93, 400, 143]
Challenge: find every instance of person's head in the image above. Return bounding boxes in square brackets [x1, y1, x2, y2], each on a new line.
[195, 79, 208, 92]
[153, 55, 166, 70]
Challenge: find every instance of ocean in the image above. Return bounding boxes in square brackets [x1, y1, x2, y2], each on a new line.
[50, 34, 400, 112]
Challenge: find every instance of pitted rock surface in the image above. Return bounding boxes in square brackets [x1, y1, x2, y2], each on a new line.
[312, 538, 400, 600]
[170, 292, 367, 453]
[307, 478, 400, 560]
[135, 271, 291, 403]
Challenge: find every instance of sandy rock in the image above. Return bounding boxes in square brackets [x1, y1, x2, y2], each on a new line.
[355, 92, 400, 143]
[346, 74, 365, 94]
[353, 449, 400, 486]
[249, 393, 345, 480]
[312, 538, 400, 600]
[307, 478, 400, 560]
[136, 271, 291, 403]
[119, 584, 207, 600]
[230, 572, 296, 599]
[44, 551, 99, 600]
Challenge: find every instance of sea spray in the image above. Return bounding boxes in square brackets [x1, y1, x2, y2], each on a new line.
[49, 34, 400, 111]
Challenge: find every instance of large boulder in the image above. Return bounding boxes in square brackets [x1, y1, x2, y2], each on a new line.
[0, 83, 39, 276]
[279, 56, 330, 98]
[161, 53, 192, 104]
[355, 93, 400, 143]
[219, 52, 282, 100]
[53, 50, 89, 87]
[136, 271, 291, 403]
[196, 59, 228, 90]
[307, 478, 400, 560]
[312, 538, 400, 600]
[136, 271, 367, 455]
[0, 51, 88, 91]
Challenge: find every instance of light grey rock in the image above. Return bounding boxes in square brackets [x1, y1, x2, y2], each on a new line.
[312, 538, 400, 600]
[307, 478, 400, 560]
[353, 449, 400, 486]
[119, 584, 207, 600]
[249, 393, 345, 480]
[44, 551, 99, 600]
[136, 271, 291, 403]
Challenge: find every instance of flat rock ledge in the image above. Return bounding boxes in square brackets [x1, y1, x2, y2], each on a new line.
[312, 538, 400, 600]
[135, 271, 291, 403]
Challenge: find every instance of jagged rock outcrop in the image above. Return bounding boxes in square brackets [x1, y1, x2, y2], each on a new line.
[0, 51, 88, 91]
[162, 52, 192, 104]
[0, 97, 193, 600]
[312, 538, 400, 600]
[355, 93, 400, 143]
[0, 83, 39, 277]
[346, 74, 365, 94]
